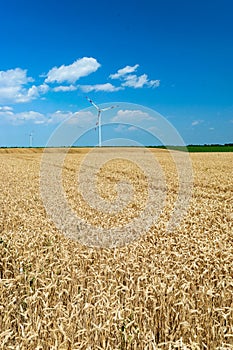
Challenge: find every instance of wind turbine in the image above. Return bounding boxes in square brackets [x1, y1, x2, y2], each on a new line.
[86, 97, 118, 147]
[29, 131, 34, 148]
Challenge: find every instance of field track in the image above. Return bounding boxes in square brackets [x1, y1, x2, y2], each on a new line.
[0, 148, 232, 349]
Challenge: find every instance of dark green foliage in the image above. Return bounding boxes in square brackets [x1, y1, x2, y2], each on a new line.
[147, 144, 233, 152]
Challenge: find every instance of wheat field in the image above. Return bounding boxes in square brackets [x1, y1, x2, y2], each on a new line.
[0, 148, 232, 349]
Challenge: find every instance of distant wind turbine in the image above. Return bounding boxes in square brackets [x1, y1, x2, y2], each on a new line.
[29, 131, 34, 148]
[86, 97, 118, 147]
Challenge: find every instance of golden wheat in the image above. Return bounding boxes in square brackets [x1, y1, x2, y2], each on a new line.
[0, 148, 232, 349]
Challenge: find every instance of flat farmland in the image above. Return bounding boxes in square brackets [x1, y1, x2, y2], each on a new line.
[0, 148, 232, 349]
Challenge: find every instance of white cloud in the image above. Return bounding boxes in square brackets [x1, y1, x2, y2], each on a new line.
[38, 84, 49, 94]
[0, 68, 33, 86]
[0, 109, 14, 119]
[0, 106, 97, 126]
[122, 74, 147, 88]
[109, 64, 160, 89]
[79, 83, 122, 92]
[114, 124, 141, 133]
[148, 126, 158, 133]
[47, 110, 74, 124]
[128, 126, 139, 131]
[0, 86, 33, 103]
[0, 68, 49, 103]
[13, 84, 49, 103]
[147, 79, 160, 88]
[122, 74, 160, 89]
[0, 108, 76, 125]
[109, 64, 139, 79]
[27, 85, 40, 99]
[0, 68, 32, 103]
[0, 109, 46, 125]
[66, 111, 96, 125]
[114, 124, 128, 133]
[26, 84, 49, 100]
[18, 111, 45, 121]
[45, 57, 101, 84]
[191, 120, 203, 126]
[46, 110, 96, 127]
[112, 109, 153, 123]
[0, 106, 13, 111]
[114, 124, 140, 134]
[53, 85, 77, 92]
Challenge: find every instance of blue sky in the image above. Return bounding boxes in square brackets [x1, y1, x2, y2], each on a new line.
[0, 0, 232, 146]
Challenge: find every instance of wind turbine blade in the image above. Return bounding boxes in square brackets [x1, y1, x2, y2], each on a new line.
[101, 105, 119, 111]
[86, 96, 100, 110]
[94, 110, 101, 128]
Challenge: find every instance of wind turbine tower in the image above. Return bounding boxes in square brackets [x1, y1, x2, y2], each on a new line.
[29, 132, 34, 148]
[86, 97, 118, 147]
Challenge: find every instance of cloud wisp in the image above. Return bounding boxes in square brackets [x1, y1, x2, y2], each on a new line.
[53, 85, 77, 92]
[109, 64, 160, 89]
[112, 109, 153, 123]
[78, 83, 122, 93]
[191, 120, 204, 126]
[122, 74, 160, 89]
[109, 64, 139, 79]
